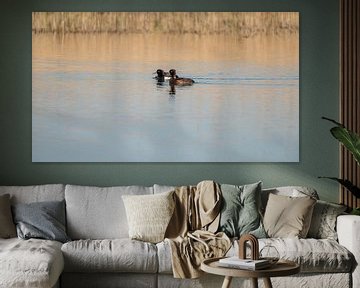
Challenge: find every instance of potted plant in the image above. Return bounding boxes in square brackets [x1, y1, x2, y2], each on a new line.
[320, 117, 360, 215]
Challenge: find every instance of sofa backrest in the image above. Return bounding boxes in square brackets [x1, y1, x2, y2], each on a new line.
[0, 184, 320, 240]
[0, 184, 65, 204]
[153, 184, 176, 194]
[65, 184, 154, 240]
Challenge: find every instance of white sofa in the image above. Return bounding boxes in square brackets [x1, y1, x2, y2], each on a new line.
[0, 184, 359, 288]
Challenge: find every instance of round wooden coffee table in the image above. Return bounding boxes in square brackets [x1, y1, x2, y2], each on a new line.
[201, 257, 300, 288]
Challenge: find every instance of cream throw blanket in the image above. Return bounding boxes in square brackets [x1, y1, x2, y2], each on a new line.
[165, 180, 231, 278]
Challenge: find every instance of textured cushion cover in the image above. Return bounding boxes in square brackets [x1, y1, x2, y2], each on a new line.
[65, 185, 153, 239]
[0, 194, 16, 238]
[253, 238, 353, 273]
[0, 238, 64, 288]
[12, 200, 70, 243]
[307, 200, 347, 240]
[158, 237, 353, 274]
[122, 191, 175, 243]
[263, 193, 316, 238]
[218, 182, 266, 238]
[61, 239, 158, 273]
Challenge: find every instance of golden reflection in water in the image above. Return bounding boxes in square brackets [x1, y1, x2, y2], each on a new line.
[32, 33, 298, 72]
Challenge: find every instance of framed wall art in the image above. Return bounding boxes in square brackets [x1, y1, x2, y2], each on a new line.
[32, 12, 299, 162]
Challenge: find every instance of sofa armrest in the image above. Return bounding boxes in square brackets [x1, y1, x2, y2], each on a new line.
[337, 215, 360, 288]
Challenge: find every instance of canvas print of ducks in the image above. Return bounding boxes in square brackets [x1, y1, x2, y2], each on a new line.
[32, 12, 299, 162]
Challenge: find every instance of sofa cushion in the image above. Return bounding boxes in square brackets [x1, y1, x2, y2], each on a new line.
[65, 185, 153, 239]
[0, 238, 64, 288]
[0, 194, 16, 238]
[235, 238, 353, 273]
[156, 240, 173, 274]
[218, 182, 266, 238]
[158, 237, 353, 274]
[261, 238, 353, 273]
[61, 239, 158, 273]
[307, 200, 347, 240]
[122, 191, 175, 243]
[261, 186, 319, 212]
[0, 184, 65, 204]
[12, 200, 70, 243]
[263, 194, 316, 238]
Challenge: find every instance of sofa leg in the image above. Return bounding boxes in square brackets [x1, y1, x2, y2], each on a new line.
[263, 277, 273, 288]
[221, 276, 232, 288]
[251, 278, 258, 288]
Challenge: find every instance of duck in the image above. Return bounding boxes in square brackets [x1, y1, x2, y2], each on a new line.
[169, 69, 194, 86]
[154, 69, 171, 82]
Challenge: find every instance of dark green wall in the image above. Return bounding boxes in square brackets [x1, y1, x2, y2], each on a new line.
[0, 0, 340, 202]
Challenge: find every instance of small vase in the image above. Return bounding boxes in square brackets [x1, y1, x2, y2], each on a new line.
[259, 245, 280, 264]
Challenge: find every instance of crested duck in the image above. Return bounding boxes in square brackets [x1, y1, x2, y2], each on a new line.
[169, 69, 194, 86]
[154, 69, 171, 82]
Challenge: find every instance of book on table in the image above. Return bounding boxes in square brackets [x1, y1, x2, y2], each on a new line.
[218, 257, 271, 270]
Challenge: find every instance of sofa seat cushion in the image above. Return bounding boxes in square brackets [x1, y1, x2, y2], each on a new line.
[232, 238, 353, 273]
[0, 238, 64, 288]
[157, 238, 353, 274]
[61, 239, 158, 273]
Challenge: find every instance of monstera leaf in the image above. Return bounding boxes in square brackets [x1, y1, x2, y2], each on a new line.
[320, 117, 360, 200]
[322, 117, 360, 165]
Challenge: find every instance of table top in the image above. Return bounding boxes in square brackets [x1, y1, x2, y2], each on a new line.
[201, 257, 300, 278]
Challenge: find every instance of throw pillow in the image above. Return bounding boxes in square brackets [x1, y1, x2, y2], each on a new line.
[12, 200, 70, 243]
[0, 194, 17, 238]
[307, 200, 347, 240]
[122, 190, 175, 243]
[218, 182, 266, 238]
[263, 193, 316, 238]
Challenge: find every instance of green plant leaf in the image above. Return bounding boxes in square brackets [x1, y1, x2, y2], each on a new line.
[322, 116, 344, 127]
[330, 127, 360, 165]
[351, 208, 360, 215]
[318, 177, 360, 198]
[322, 117, 360, 165]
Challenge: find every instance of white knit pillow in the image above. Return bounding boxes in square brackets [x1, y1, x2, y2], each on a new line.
[122, 191, 175, 243]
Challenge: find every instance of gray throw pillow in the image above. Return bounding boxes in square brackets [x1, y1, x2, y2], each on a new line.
[0, 194, 17, 238]
[12, 200, 70, 243]
[307, 200, 347, 240]
[218, 182, 266, 238]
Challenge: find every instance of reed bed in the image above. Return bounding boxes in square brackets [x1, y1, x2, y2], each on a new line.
[32, 12, 298, 36]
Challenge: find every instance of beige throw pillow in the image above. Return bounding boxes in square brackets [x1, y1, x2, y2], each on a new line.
[0, 194, 17, 238]
[263, 193, 316, 238]
[122, 191, 175, 243]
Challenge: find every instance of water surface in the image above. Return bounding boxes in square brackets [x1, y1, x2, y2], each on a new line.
[32, 33, 299, 162]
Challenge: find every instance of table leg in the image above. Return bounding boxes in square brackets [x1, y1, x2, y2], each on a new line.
[251, 278, 258, 288]
[221, 276, 233, 288]
[263, 277, 273, 288]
